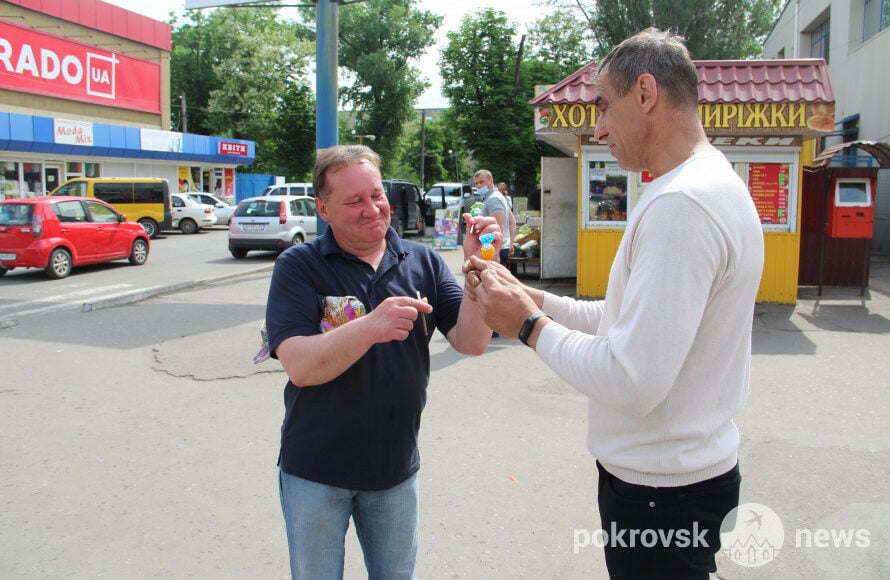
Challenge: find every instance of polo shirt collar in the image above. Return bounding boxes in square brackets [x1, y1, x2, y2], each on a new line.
[318, 226, 409, 261]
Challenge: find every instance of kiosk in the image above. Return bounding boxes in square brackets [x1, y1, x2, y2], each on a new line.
[531, 59, 836, 304]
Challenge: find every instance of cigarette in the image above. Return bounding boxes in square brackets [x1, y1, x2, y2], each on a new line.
[416, 290, 428, 334]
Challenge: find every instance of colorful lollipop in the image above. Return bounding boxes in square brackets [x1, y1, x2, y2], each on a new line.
[479, 232, 496, 261]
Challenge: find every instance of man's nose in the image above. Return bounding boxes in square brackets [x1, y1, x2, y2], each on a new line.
[593, 118, 606, 142]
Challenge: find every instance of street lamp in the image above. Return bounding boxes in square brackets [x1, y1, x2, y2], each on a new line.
[351, 129, 376, 145]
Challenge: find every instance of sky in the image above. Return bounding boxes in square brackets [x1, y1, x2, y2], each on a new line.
[103, 0, 547, 109]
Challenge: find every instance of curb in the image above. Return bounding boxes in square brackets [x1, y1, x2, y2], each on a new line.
[80, 264, 274, 312]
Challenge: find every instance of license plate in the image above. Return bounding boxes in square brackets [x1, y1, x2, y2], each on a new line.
[242, 224, 266, 232]
[0, 253, 15, 260]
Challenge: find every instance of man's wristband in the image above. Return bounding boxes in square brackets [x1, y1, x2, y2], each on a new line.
[518, 311, 552, 347]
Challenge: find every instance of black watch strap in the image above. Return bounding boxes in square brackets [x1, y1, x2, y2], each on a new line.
[518, 311, 551, 347]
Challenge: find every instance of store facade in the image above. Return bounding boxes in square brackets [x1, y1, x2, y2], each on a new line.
[0, 0, 254, 201]
[531, 58, 835, 304]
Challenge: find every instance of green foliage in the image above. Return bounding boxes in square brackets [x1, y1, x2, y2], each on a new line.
[582, 0, 782, 59]
[439, 8, 549, 195]
[169, 8, 316, 178]
[332, 0, 442, 172]
[527, 6, 595, 78]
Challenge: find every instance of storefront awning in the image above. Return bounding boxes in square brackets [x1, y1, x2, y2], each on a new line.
[529, 58, 836, 154]
[0, 111, 255, 166]
[808, 140, 890, 169]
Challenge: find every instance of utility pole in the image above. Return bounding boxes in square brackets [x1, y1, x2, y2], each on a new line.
[180, 93, 187, 133]
[419, 110, 426, 190]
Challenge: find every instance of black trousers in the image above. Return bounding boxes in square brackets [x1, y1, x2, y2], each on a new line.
[596, 461, 741, 580]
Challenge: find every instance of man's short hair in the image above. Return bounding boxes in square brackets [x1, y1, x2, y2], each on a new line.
[474, 169, 493, 182]
[313, 145, 382, 199]
[598, 27, 699, 110]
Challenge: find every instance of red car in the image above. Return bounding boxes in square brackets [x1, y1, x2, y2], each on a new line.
[0, 196, 150, 279]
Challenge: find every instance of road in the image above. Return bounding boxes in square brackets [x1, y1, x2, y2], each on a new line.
[0, 227, 275, 324]
[0, 241, 888, 578]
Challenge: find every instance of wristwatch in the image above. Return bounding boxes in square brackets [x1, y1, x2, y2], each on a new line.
[518, 311, 552, 347]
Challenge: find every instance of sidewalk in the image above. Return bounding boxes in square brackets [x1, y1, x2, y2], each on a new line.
[429, 249, 890, 579]
[1, 247, 886, 579]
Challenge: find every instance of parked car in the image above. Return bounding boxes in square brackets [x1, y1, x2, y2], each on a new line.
[260, 182, 314, 197]
[383, 179, 425, 237]
[422, 182, 475, 226]
[49, 176, 173, 239]
[0, 196, 149, 279]
[169, 193, 217, 234]
[228, 195, 317, 258]
[187, 192, 235, 226]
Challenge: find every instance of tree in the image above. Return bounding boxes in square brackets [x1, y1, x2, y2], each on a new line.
[440, 8, 544, 194]
[527, 6, 595, 78]
[169, 8, 316, 177]
[542, 0, 781, 59]
[306, 0, 442, 172]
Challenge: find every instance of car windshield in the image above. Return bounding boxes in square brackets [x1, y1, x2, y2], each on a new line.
[235, 200, 281, 217]
[0, 203, 33, 225]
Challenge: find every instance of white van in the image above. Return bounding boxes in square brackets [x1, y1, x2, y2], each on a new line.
[261, 182, 314, 197]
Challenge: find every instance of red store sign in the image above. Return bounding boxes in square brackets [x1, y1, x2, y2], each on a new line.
[0, 20, 161, 113]
[218, 141, 248, 156]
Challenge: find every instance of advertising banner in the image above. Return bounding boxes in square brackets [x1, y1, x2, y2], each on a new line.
[433, 209, 459, 249]
[0, 20, 161, 113]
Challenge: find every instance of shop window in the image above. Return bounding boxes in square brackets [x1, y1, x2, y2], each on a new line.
[85, 163, 100, 177]
[23, 163, 43, 195]
[1, 161, 21, 198]
[863, 0, 890, 41]
[585, 161, 629, 225]
[730, 155, 798, 232]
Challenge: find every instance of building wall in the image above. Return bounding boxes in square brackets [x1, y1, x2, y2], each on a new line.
[0, 1, 170, 129]
[764, 0, 890, 254]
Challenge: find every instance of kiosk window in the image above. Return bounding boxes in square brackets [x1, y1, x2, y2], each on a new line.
[587, 161, 628, 223]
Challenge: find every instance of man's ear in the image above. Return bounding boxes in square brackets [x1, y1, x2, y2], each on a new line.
[314, 196, 329, 222]
[636, 73, 658, 113]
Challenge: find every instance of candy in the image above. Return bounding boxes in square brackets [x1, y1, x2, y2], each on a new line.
[479, 232, 496, 261]
[470, 202, 484, 217]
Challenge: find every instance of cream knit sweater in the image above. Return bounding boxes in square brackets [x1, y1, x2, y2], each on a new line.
[536, 151, 764, 487]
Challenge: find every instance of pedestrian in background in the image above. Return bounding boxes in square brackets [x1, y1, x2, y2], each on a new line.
[474, 170, 516, 266]
[265, 145, 500, 579]
[463, 28, 764, 579]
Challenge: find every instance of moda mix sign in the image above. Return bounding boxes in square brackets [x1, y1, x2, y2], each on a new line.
[0, 20, 161, 113]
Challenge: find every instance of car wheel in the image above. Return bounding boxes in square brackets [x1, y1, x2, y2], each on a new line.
[179, 218, 198, 235]
[138, 218, 159, 239]
[230, 247, 248, 259]
[0, 266, 7, 276]
[45, 248, 72, 279]
[128, 239, 149, 265]
[291, 233, 304, 247]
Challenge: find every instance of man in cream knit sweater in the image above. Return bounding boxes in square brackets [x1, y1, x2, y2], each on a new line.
[463, 28, 764, 579]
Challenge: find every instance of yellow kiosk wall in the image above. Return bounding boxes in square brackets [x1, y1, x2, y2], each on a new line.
[574, 141, 815, 304]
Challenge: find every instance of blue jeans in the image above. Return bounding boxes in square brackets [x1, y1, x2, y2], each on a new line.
[279, 469, 419, 580]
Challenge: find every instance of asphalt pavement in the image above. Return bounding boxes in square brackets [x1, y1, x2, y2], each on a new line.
[1, 246, 888, 579]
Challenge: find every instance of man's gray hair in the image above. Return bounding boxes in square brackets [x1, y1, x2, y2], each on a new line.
[598, 28, 699, 110]
[313, 145, 382, 199]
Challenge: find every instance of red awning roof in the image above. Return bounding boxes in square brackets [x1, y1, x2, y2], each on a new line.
[530, 58, 834, 106]
[809, 140, 890, 169]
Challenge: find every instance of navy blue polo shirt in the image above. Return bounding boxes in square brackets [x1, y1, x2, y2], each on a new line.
[266, 228, 464, 491]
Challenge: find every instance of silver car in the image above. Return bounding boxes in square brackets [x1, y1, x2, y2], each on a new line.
[188, 192, 236, 226]
[228, 195, 317, 258]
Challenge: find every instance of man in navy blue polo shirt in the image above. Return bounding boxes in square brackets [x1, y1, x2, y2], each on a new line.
[265, 144, 500, 579]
